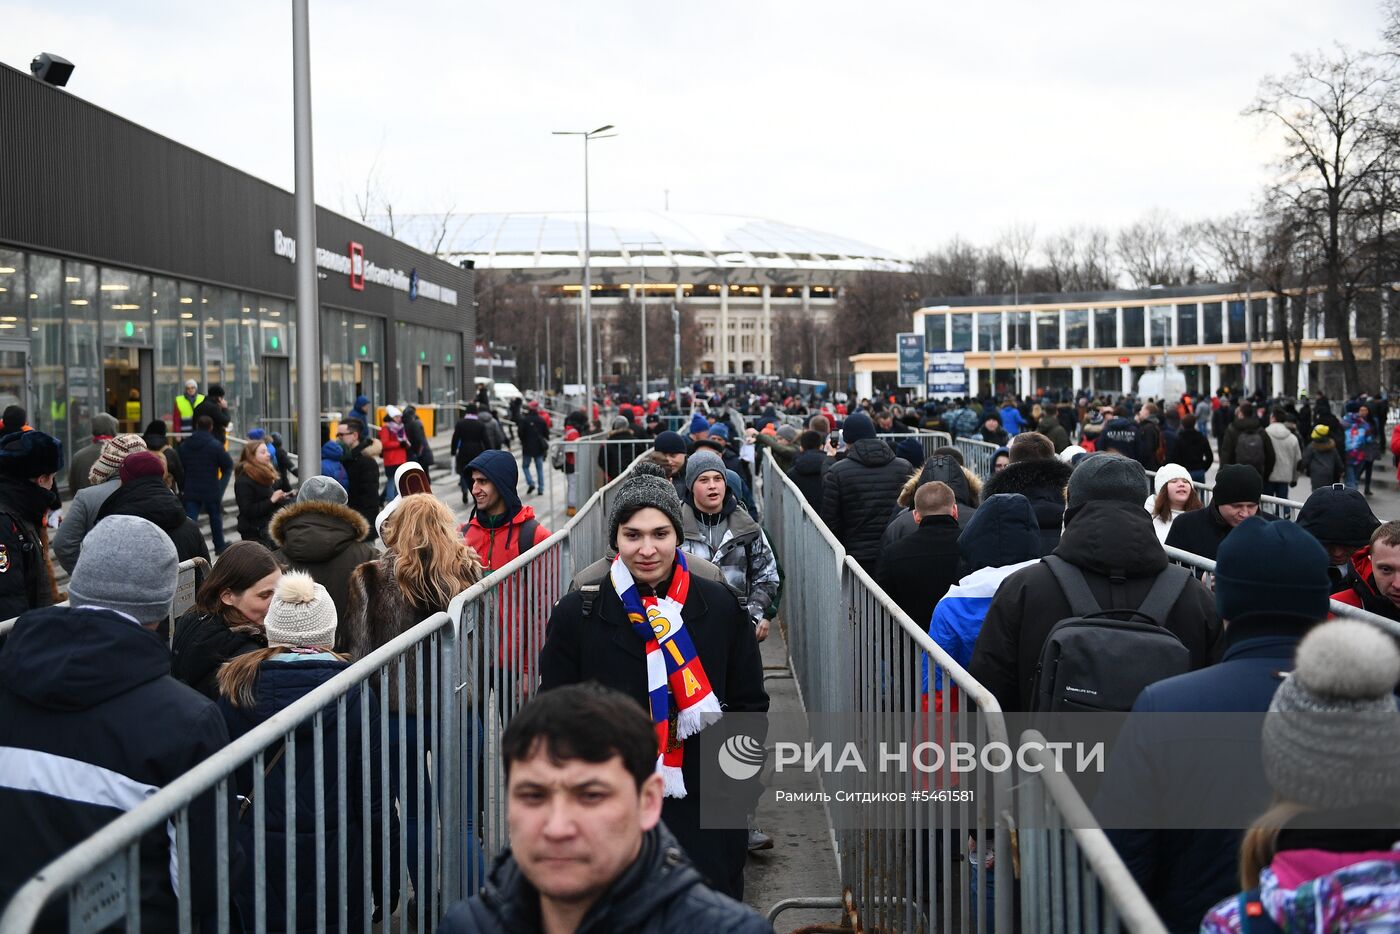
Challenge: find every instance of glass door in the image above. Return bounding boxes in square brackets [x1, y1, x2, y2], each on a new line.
[0, 340, 32, 428]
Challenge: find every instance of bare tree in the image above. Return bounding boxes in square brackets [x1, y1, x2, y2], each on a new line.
[1248, 46, 1397, 391]
[1116, 209, 1200, 287]
[825, 270, 918, 376]
[991, 223, 1036, 298]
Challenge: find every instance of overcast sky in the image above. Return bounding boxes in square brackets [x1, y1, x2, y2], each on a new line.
[5, 1, 1389, 258]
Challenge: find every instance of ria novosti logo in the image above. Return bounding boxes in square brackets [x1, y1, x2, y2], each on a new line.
[716, 734, 766, 780]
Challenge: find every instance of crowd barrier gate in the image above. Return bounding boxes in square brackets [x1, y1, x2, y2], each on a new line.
[0, 464, 640, 934]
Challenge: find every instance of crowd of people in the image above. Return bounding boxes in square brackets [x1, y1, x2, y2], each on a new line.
[2, 374, 1400, 932]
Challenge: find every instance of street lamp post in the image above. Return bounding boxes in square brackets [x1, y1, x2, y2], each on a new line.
[291, 0, 321, 474]
[553, 125, 616, 415]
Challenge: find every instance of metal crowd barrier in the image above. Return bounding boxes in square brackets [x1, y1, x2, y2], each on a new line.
[0, 556, 208, 642]
[1146, 469, 1306, 520]
[1016, 731, 1170, 934]
[571, 436, 653, 506]
[875, 429, 954, 463]
[760, 456, 1015, 933]
[954, 437, 1001, 480]
[0, 464, 639, 934]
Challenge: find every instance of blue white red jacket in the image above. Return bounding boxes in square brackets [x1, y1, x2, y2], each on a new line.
[925, 559, 1038, 693]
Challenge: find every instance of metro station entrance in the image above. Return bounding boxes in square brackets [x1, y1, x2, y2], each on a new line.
[355, 360, 377, 413]
[103, 346, 153, 434]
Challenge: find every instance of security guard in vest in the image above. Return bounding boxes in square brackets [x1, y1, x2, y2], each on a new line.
[173, 379, 204, 434]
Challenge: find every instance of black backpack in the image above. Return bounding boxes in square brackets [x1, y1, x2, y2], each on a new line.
[1235, 428, 1268, 474]
[1030, 556, 1192, 713]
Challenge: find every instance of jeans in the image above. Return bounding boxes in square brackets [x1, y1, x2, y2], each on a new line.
[1345, 462, 1359, 490]
[184, 497, 225, 553]
[521, 455, 544, 491]
[1189, 470, 1207, 483]
[1264, 481, 1290, 500]
[566, 471, 577, 508]
[387, 714, 484, 893]
[383, 463, 399, 503]
[1360, 458, 1374, 492]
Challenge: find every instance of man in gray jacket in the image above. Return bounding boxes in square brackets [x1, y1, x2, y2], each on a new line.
[66, 413, 118, 495]
[52, 433, 147, 573]
[679, 450, 779, 643]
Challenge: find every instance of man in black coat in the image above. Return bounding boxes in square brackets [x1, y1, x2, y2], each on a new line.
[515, 401, 551, 495]
[876, 480, 963, 701]
[1296, 483, 1380, 589]
[436, 686, 769, 933]
[1098, 405, 1140, 460]
[450, 404, 490, 504]
[192, 382, 232, 444]
[979, 432, 1072, 554]
[0, 429, 63, 621]
[786, 430, 828, 511]
[337, 417, 383, 542]
[820, 412, 913, 571]
[178, 415, 234, 555]
[1164, 465, 1278, 562]
[0, 516, 238, 931]
[970, 454, 1222, 712]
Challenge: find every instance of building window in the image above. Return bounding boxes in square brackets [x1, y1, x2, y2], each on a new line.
[703, 335, 714, 352]
[977, 312, 1001, 352]
[1176, 303, 1197, 346]
[1007, 311, 1031, 350]
[1227, 300, 1246, 343]
[741, 335, 754, 353]
[950, 313, 972, 352]
[1149, 306, 1171, 347]
[1094, 308, 1117, 347]
[1122, 307, 1145, 346]
[925, 315, 946, 352]
[1036, 312, 1059, 350]
[1064, 309, 1088, 349]
[727, 335, 735, 352]
[1251, 298, 1270, 341]
[1203, 302, 1223, 344]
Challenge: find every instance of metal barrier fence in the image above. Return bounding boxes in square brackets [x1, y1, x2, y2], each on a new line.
[0, 465, 638, 934]
[0, 556, 208, 642]
[760, 455, 1015, 933]
[1146, 469, 1305, 519]
[1016, 731, 1170, 934]
[875, 430, 954, 463]
[954, 437, 1001, 480]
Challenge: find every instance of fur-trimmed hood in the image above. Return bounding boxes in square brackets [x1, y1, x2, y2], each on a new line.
[981, 457, 1073, 504]
[269, 498, 370, 556]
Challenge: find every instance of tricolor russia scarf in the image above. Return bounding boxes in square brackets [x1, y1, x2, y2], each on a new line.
[609, 550, 722, 797]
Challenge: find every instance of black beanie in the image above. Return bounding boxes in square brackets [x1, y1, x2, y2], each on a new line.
[1215, 517, 1330, 622]
[1212, 465, 1263, 506]
[0, 429, 61, 479]
[843, 412, 876, 443]
[653, 431, 687, 455]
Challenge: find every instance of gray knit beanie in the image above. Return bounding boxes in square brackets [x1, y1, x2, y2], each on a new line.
[608, 474, 685, 548]
[70, 515, 179, 623]
[298, 474, 348, 505]
[263, 571, 338, 649]
[1065, 452, 1149, 510]
[684, 450, 726, 492]
[1263, 620, 1400, 810]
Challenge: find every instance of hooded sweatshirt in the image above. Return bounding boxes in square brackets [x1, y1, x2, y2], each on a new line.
[881, 454, 980, 550]
[0, 606, 236, 930]
[926, 493, 1042, 693]
[464, 449, 548, 571]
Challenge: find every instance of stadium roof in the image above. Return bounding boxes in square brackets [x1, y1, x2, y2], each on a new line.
[376, 211, 908, 272]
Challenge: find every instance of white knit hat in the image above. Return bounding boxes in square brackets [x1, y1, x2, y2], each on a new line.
[263, 572, 337, 648]
[1152, 463, 1193, 495]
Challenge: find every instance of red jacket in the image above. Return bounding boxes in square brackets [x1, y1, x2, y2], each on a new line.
[1331, 550, 1400, 621]
[379, 424, 408, 468]
[464, 504, 548, 572]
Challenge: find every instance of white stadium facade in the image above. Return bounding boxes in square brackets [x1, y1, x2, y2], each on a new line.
[388, 211, 907, 381]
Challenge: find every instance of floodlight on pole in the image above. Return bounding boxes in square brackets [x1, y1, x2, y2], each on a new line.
[552, 125, 617, 417]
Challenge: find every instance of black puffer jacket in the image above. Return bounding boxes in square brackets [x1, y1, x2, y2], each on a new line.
[171, 611, 267, 700]
[96, 476, 210, 566]
[820, 438, 912, 570]
[969, 499, 1223, 712]
[786, 449, 827, 511]
[980, 458, 1072, 554]
[1168, 427, 1214, 475]
[437, 824, 771, 934]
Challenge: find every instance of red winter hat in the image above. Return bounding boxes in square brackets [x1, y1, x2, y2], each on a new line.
[119, 450, 166, 483]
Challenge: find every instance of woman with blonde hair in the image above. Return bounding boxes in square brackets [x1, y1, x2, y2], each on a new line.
[234, 439, 291, 547]
[216, 572, 395, 930]
[344, 493, 482, 895]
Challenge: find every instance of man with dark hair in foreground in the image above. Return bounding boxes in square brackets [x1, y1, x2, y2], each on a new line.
[437, 684, 771, 933]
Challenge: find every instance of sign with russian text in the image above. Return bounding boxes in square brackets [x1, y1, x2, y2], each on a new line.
[896, 332, 924, 388]
[927, 352, 967, 398]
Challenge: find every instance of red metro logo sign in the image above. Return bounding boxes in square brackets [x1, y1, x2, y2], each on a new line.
[349, 242, 365, 291]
